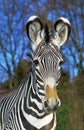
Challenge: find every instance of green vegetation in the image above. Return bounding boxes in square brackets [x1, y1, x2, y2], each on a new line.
[56, 102, 71, 130]
[2, 60, 31, 90]
[56, 71, 71, 130]
[55, 71, 84, 130]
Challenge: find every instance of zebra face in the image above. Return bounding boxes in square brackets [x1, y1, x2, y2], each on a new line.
[26, 16, 71, 112]
[34, 43, 62, 112]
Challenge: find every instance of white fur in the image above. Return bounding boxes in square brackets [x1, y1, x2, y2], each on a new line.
[58, 17, 71, 25]
[45, 77, 55, 88]
[27, 15, 38, 22]
[32, 31, 42, 51]
[30, 96, 43, 110]
[21, 99, 54, 129]
[39, 89, 45, 95]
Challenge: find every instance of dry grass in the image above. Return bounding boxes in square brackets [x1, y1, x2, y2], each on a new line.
[68, 82, 84, 130]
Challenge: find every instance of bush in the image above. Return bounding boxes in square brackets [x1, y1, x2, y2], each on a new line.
[3, 60, 31, 90]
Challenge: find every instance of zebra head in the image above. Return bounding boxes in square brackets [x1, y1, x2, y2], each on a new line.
[26, 16, 71, 112]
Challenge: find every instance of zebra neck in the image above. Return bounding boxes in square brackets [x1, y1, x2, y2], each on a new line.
[25, 72, 44, 114]
[19, 72, 56, 129]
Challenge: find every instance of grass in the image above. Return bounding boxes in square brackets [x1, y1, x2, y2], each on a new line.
[55, 78, 84, 130]
[56, 101, 71, 130]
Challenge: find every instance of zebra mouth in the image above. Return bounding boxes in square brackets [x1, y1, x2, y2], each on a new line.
[43, 105, 58, 113]
[43, 100, 60, 113]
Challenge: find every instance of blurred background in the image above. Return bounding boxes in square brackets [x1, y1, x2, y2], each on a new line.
[0, 0, 84, 130]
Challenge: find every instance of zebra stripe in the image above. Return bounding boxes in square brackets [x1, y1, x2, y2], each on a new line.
[0, 16, 71, 130]
[0, 72, 56, 130]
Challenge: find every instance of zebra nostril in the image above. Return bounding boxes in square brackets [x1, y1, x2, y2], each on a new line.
[44, 101, 48, 107]
[56, 99, 61, 107]
[56, 100, 59, 106]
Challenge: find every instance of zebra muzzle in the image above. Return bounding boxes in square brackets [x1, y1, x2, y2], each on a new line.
[43, 85, 61, 112]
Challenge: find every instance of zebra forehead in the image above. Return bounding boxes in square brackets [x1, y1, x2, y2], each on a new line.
[45, 77, 55, 88]
[34, 41, 63, 62]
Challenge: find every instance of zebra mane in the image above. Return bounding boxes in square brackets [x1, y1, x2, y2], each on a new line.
[44, 23, 50, 43]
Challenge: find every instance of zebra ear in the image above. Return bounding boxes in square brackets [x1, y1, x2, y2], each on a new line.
[54, 17, 71, 47]
[26, 16, 43, 50]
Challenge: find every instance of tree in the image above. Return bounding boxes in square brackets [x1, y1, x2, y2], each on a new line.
[0, 0, 84, 84]
[41, 0, 84, 77]
[2, 60, 31, 90]
[53, 0, 84, 77]
[0, 0, 28, 82]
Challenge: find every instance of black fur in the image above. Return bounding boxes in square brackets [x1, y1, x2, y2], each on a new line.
[44, 24, 50, 43]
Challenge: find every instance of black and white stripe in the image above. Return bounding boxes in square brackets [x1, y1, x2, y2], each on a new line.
[0, 16, 71, 130]
[0, 72, 56, 130]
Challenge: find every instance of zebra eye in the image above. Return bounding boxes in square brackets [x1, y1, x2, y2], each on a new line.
[34, 59, 39, 66]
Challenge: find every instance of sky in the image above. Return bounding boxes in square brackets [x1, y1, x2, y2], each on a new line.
[0, 0, 83, 83]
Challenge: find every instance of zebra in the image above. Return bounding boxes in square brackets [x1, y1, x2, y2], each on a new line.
[0, 16, 71, 130]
